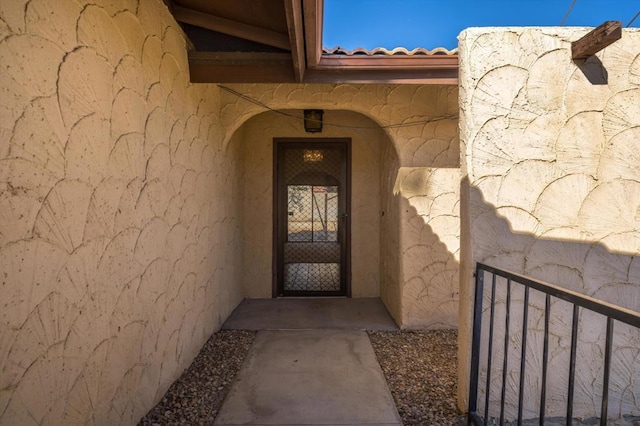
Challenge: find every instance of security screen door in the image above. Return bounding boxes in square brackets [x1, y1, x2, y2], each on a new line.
[274, 139, 350, 297]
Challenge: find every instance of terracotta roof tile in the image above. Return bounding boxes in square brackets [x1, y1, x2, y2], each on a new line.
[323, 46, 457, 56]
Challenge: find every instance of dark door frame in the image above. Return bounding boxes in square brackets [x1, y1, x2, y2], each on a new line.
[272, 138, 352, 297]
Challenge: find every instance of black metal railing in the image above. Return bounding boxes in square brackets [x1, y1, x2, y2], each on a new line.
[468, 263, 640, 425]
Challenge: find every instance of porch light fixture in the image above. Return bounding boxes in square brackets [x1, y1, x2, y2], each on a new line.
[303, 109, 323, 133]
[303, 149, 323, 163]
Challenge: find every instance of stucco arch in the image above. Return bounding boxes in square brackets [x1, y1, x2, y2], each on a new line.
[225, 107, 405, 320]
[216, 84, 459, 168]
[218, 83, 462, 328]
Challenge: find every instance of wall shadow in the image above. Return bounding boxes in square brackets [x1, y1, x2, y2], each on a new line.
[395, 190, 460, 329]
[575, 55, 608, 85]
[460, 178, 640, 421]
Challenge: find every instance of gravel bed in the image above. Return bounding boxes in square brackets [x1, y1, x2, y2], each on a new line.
[138, 330, 256, 426]
[368, 329, 463, 426]
[139, 329, 461, 425]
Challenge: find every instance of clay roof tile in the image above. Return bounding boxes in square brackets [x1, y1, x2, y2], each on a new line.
[323, 46, 457, 56]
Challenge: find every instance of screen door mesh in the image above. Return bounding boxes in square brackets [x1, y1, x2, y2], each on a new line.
[283, 147, 341, 292]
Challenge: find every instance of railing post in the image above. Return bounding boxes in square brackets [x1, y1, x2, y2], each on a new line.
[500, 278, 512, 425]
[600, 318, 614, 426]
[483, 273, 498, 423]
[540, 294, 551, 425]
[567, 305, 580, 424]
[517, 287, 530, 425]
[468, 263, 485, 424]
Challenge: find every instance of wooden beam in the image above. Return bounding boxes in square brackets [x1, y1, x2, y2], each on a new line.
[173, 5, 291, 51]
[572, 21, 622, 60]
[188, 52, 295, 83]
[316, 54, 459, 70]
[303, 68, 458, 85]
[303, 0, 323, 68]
[284, 0, 306, 81]
[186, 52, 459, 85]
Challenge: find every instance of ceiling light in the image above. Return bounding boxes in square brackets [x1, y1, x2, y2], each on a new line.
[303, 109, 323, 133]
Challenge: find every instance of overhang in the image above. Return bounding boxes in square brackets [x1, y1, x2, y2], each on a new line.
[164, 0, 459, 84]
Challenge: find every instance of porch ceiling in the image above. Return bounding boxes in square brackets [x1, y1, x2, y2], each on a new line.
[164, 0, 459, 84]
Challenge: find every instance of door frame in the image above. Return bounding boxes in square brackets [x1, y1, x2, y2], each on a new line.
[272, 138, 352, 297]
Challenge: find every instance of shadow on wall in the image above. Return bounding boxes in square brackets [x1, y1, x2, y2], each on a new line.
[383, 114, 461, 329]
[463, 181, 640, 421]
[397, 193, 460, 329]
[388, 161, 461, 329]
[468, 182, 640, 309]
[379, 139, 402, 324]
[575, 55, 608, 85]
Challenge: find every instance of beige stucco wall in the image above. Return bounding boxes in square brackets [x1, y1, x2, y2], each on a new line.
[219, 84, 461, 327]
[0, 0, 244, 423]
[398, 166, 460, 328]
[458, 27, 640, 419]
[380, 139, 402, 321]
[237, 110, 384, 298]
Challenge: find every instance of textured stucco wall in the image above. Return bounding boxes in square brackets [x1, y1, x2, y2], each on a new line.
[398, 167, 460, 328]
[379, 141, 402, 322]
[459, 27, 640, 419]
[237, 110, 384, 298]
[0, 0, 244, 423]
[219, 84, 461, 327]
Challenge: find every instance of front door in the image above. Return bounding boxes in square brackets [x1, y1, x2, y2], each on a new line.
[274, 139, 351, 297]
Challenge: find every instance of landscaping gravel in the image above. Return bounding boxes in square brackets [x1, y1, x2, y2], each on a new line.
[138, 330, 256, 426]
[139, 329, 461, 425]
[369, 329, 463, 426]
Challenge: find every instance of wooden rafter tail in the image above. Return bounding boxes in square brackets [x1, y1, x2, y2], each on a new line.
[284, 0, 306, 82]
[572, 20, 622, 60]
[303, 0, 323, 68]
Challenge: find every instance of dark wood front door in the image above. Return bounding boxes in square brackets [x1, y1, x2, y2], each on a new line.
[274, 139, 351, 297]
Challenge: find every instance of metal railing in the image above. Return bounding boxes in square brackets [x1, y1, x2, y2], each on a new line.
[468, 263, 640, 425]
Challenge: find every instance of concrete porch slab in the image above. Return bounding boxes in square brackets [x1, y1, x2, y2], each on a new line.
[222, 298, 398, 331]
[213, 329, 402, 426]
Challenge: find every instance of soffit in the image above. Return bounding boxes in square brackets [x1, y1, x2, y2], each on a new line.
[165, 0, 459, 84]
[175, 0, 288, 33]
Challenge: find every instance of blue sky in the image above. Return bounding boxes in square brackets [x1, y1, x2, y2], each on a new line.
[323, 0, 640, 50]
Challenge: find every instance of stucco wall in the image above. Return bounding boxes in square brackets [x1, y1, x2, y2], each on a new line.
[380, 140, 402, 322]
[459, 27, 640, 419]
[237, 110, 384, 298]
[0, 0, 244, 423]
[219, 84, 461, 327]
[398, 166, 460, 328]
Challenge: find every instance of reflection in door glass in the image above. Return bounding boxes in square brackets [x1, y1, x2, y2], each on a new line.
[287, 185, 338, 242]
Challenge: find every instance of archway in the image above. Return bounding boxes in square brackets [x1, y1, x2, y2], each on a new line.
[226, 109, 403, 323]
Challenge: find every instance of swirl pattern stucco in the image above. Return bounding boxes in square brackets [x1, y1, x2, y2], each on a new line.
[459, 27, 640, 420]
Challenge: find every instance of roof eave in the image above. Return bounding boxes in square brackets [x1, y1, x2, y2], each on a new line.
[178, 0, 460, 85]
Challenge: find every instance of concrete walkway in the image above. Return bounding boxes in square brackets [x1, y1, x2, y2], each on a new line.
[215, 299, 402, 425]
[223, 298, 399, 331]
